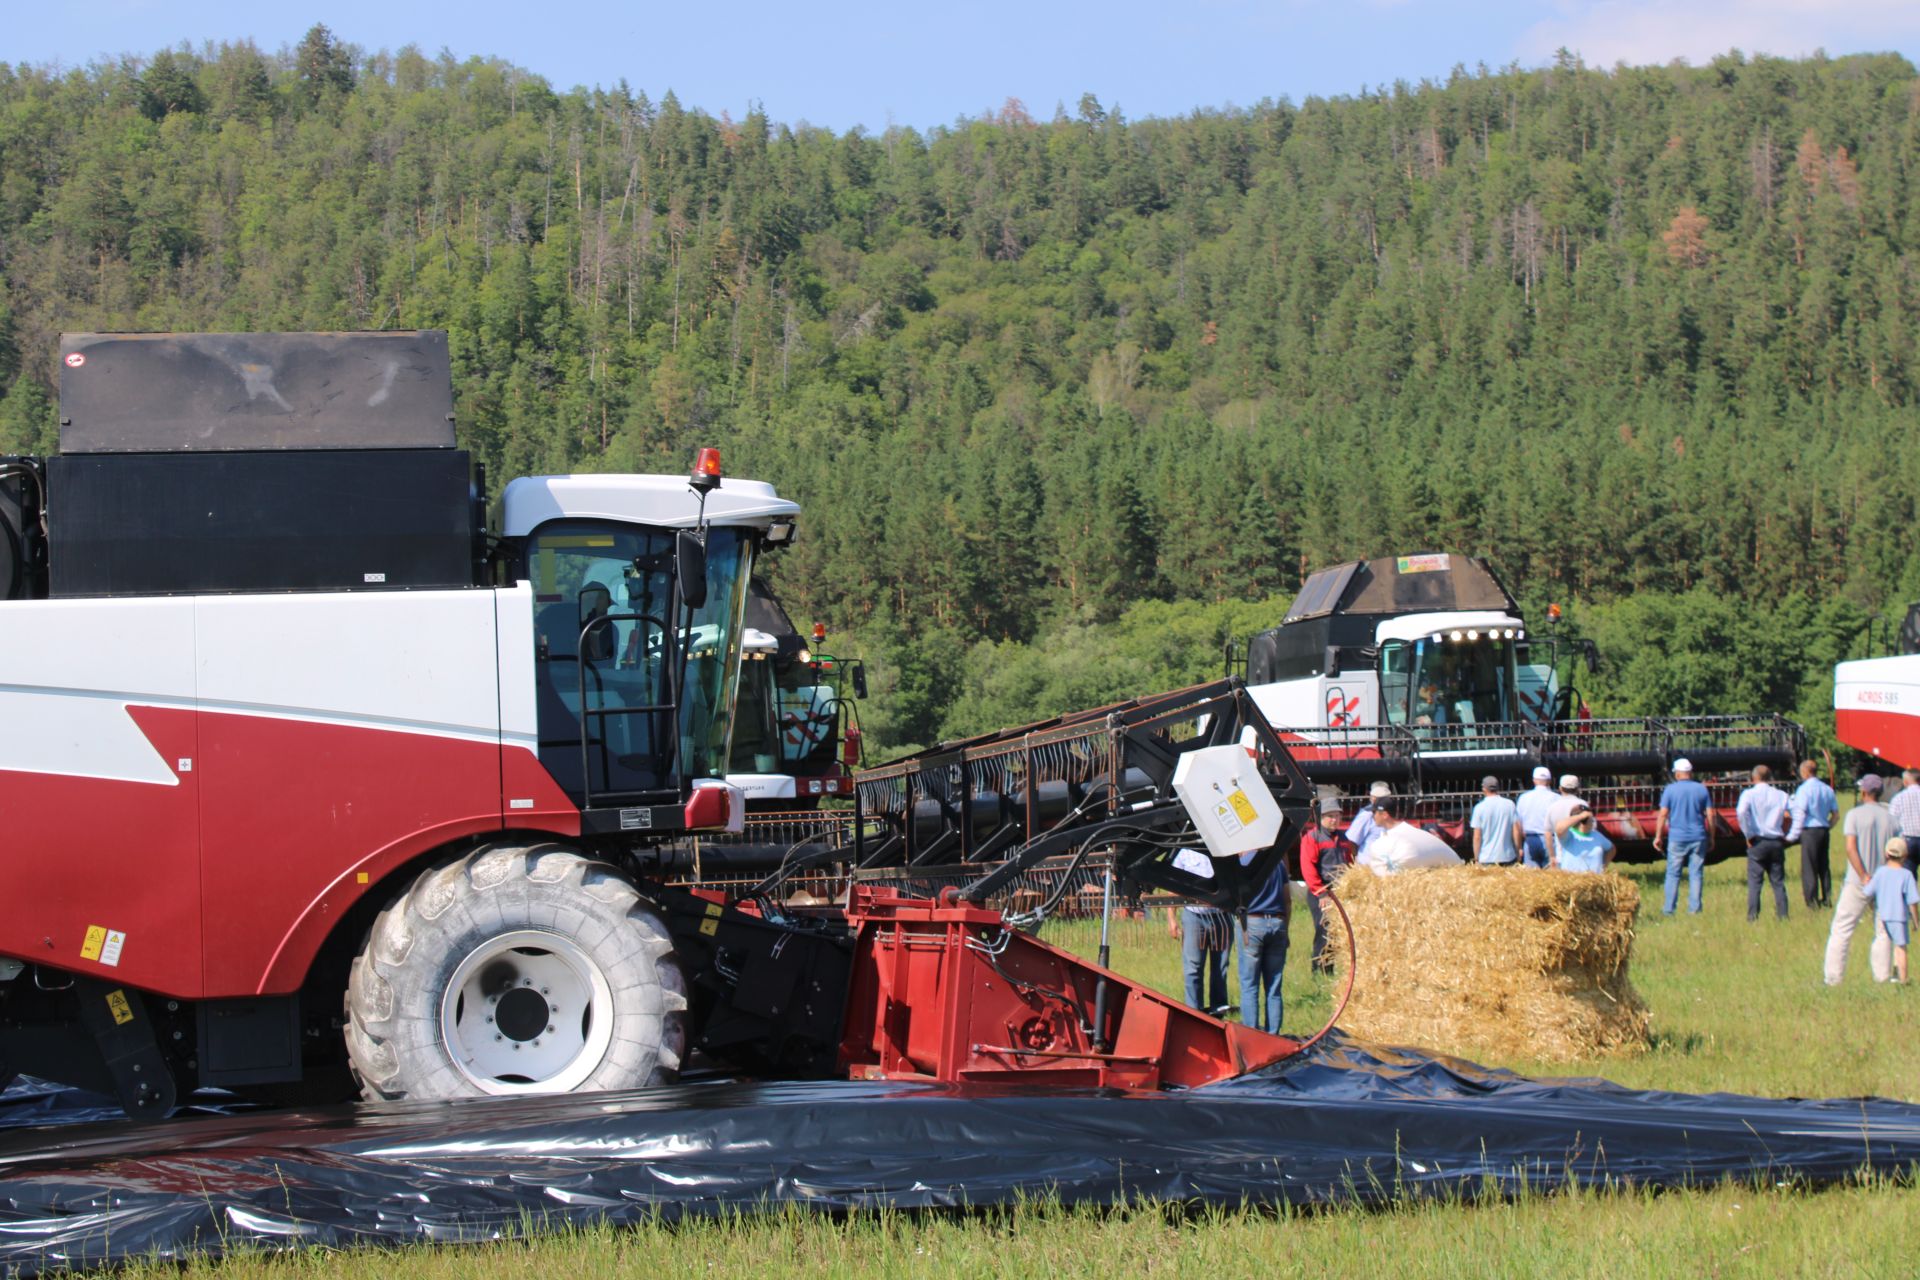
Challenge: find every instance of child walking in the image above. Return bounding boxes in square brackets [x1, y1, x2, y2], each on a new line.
[1861, 837, 1920, 983]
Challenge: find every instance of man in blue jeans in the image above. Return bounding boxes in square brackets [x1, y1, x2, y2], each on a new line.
[1236, 839, 1291, 1033]
[1654, 758, 1715, 914]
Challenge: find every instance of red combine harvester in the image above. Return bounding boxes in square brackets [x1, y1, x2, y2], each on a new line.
[1834, 604, 1920, 767]
[0, 332, 1310, 1115]
[1240, 555, 1806, 859]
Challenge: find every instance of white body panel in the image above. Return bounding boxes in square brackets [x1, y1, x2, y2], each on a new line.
[195, 589, 505, 744]
[502, 474, 799, 536]
[726, 772, 798, 801]
[0, 598, 199, 785]
[1172, 744, 1284, 859]
[1374, 611, 1524, 644]
[1249, 672, 1381, 737]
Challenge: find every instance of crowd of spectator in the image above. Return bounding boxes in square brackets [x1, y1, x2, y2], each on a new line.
[1171, 758, 1920, 1032]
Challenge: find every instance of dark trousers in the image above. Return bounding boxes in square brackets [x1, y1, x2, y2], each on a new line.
[1746, 838, 1788, 920]
[1304, 850, 1350, 973]
[1799, 826, 1831, 908]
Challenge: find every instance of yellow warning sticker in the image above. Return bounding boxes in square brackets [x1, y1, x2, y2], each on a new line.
[699, 918, 720, 937]
[106, 989, 133, 1026]
[80, 925, 107, 962]
[1228, 789, 1259, 826]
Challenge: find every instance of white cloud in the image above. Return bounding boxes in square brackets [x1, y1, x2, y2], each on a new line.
[1517, 0, 1920, 68]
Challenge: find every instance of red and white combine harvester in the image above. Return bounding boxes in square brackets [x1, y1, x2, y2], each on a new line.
[0, 332, 1312, 1116]
[1239, 554, 1805, 859]
[1834, 604, 1920, 768]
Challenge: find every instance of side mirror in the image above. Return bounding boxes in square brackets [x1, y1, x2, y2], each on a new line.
[676, 531, 707, 610]
[851, 662, 868, 700]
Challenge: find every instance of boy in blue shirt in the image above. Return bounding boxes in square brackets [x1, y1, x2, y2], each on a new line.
[1861, 838, 1920, 984]
[1554, 802, 1616, 873]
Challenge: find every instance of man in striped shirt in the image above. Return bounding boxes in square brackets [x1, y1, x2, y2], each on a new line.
[1890, 768, 1920, 844]
[1736, 764, 1792, 922]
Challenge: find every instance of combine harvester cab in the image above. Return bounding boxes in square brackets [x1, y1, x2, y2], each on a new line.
[724, 577, 866, 808]
[1242, 553, 1805, 860]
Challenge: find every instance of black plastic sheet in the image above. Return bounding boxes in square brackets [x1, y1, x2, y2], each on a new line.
[2, 1035, 1916, 1276]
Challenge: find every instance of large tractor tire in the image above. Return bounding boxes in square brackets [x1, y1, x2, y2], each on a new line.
[346, 842, 687, 1101]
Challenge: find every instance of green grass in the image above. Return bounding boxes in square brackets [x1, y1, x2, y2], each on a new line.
[106, 854, 1920, 1279]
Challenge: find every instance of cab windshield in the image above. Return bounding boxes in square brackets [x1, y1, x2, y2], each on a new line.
[1380, 636, 1516, 728]
[527, 521, 754, 801]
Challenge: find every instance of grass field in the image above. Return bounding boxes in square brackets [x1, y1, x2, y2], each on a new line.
[110, 854, 1920, 1279]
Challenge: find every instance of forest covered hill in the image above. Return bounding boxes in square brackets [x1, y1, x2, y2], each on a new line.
[1, 30, 1915, 746]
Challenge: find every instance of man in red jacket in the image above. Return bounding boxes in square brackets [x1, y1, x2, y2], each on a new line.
[1299, 796, 1356, 975]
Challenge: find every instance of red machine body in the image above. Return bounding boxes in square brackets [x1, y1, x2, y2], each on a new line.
[839, 886, 1298, 1090]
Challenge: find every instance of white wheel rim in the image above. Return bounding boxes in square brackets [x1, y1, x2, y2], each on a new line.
[440, 929, 616, 1095]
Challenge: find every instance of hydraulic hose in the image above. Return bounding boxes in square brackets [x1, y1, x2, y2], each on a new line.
[1289, 882, 1356, 1058]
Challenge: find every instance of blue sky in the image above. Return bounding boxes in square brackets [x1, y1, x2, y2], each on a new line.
[11, 1, 1919, 132]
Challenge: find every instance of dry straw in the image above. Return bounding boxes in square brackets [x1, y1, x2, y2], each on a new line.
[1325, 865, 1650, 1063]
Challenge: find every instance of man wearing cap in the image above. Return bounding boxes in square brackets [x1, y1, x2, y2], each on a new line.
[1344, 782, 1393, 861]
[1516, 766, 1558, 869]
[1736, 764, 1792, 921]
[1825, 774, 1899, 985]
[1787, 759, 1838, 909]
[1547, 774, 1586, 865]
[1654, 758, 1714, 915]
[1298, 798, 1355, 975]
[1469, 776, 1524, 866]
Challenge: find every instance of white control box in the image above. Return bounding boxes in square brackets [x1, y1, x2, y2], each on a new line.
[1171, 744, 1284, 859]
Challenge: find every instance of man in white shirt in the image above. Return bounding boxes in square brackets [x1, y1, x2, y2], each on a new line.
[1515, 766, 1558, 869]
[1359, 797, 1464, 874]
[1735, 764, 1792, 922]
[1547, 774, 1586, 864]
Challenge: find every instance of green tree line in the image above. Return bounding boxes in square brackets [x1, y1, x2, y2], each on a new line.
[2, 30, 1916, 746]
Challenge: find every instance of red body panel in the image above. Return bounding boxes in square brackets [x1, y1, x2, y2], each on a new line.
[0, 705, 205, 995]
[0, 708, 589, 1000]
[1837, 707, 1920, 771]
[838, 887, 1298, 1089]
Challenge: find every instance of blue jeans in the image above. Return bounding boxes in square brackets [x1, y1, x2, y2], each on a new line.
[1663, 839, 1706, 914]
[1238, 914, 1290, 1032]
[1181, 908, 1229, 1011]
[1523, 834, 1551, 869]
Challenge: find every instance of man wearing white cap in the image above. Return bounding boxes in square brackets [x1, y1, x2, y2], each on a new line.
[1516, 766, 1558, 869]
[1654, 758, 1713, 915]
[1344, 781, 1393, 861]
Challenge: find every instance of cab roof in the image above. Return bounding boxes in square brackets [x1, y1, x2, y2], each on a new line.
[501, 474, 800, 536]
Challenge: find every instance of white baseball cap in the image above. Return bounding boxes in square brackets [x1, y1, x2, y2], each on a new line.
[1672, 758, 1693, 774]
[1531, 766, 1552, 782]
[1559, 773, 1580, 790]
[1368, 781, 1392, 798]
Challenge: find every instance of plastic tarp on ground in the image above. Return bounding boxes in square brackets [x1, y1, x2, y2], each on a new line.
[2, 1035, 1916, 1276]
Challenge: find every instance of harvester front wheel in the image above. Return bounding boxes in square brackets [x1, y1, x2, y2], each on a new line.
[346, 842, 687, 1101]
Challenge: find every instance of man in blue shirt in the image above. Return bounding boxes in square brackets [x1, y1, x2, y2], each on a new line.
[1787, 758, 1838, 909]
[1736, 764, 1793, 922]
[1470, 775, 1523, 865]
[1344, 781, 1392, 861]
[1654, 758, 1715, 915]
[1236, 839, 1291, 1032]
[1515, 766, 1558, 869]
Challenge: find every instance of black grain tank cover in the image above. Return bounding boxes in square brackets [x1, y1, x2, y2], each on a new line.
[57, 331, 454, 454]
[46, 450, 476, 597]
[1251, 554, 1520, 684]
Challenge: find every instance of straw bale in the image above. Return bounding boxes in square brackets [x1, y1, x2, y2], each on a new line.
[1324, 866, 1650, 1063]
